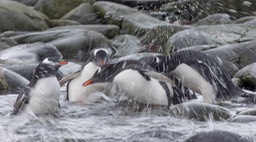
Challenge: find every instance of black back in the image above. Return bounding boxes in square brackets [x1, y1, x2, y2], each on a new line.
[29, 61, 60, 87]
[90, 60, 156, 83]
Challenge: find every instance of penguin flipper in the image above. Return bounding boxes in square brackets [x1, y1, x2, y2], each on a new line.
[59, 70, 81, 86]
[137, 70, 151, 81]
[12, 87, 30, 115]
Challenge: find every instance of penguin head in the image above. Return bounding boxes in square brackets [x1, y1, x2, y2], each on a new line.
[90, 48, 109, 67]
[35, 58, 68, 77]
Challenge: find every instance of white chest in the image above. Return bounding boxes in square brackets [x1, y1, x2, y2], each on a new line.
[68, 62, 101, 102]
[113, 69, 170, 106]
[25, 77, 60, 114]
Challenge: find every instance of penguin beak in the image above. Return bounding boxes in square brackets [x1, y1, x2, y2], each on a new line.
[59, 60, 68, 66]
[98, 59, 106, 66]
[82, 79, 94, 87]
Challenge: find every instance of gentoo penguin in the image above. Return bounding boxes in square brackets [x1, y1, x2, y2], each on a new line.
[139, 50, 241, 103]
[82, 60, 196, 106]
[12, 58, 67, 115]
[60, 48, 111, 102]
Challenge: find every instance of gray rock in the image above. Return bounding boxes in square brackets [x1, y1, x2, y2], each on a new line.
[12, 0, 39, 6]
[111, 34, 143, 57]
[93, 1, 138, 26]
[195, 13, 232, 25]
[93, 1, 168, 36]
[47, 25, 120, 38]
[0, 67, 29, 94]
[184, 130, 252, 142]
[62, 3, 100, 24]
[166, 29, 224, 52]
[1, 29, 112, 60]
[121, 12, 169, 36]
[46, 19, 81, 28]
[34, 0, 92, 19]
[140, 24, 188, 54]
[233, 62, 256, 90]
[0, 0, 48, 32]
[238, 108, 256, 116]
[169, 101, 233, 121]
[233, 16, 256, 24]
[242, 19, 256, 26]
[229, 115, 256, 123]
[195, 24, 256, 43]
[0, 42, 62, 64]
[205, 40, 256, 70]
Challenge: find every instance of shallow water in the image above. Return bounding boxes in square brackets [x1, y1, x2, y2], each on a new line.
[0, 88, 256, 142]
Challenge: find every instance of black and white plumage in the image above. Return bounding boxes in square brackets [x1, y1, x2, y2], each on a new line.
[12, 58, 67, 115]
[82, 60, 195, 106]
[60, 48, 111, 102]
[139, 50, 242, 103]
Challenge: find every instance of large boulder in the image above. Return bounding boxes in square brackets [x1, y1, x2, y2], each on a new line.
[233, 62, 256, 90]
[169, 102, 232, 121]
[195, 13, 232, 25]
[111, 34, 143, 57]
[47, 25, 120, 38]
[205, 40, 256, 70]
[1, 29, 112, 60]
[62, 3, 100, 24]
[184, 130, 252, 142]
[140, 24, 188, 54]
[0, 42, 62, 64]
[166, 29, 224, 52]
[0, 0, 48, 32]
[34, 0, 93, 19]
[93, 1, 168, 36]
[12, 0, 39, 6]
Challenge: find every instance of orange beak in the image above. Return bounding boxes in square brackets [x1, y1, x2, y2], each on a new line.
[82, 79, 94, 87]
[59, 60, 68, 65]
[98, 59, 106, 66]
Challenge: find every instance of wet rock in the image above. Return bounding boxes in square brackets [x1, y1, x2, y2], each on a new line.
[0, 67, 29, 94]
[166, 29, 224, 52]
[184, 130, 252, 142]
[233, 16, 256, 24]
[46, 19, 81, 28]
[105, 0, 170, 10]
[2, 29, 112, 60]
[111, 34, 143, 57]
[195, 13, 232, 25]
[93, 1, 138, 25]
[121, 12, 169, 36]
[0, 37, 17, 50]
[195, 24, 256, 43]
[12, 0, 39, 6]
[140, 24, 188, 54]
[0, 42, 62, 64]
[0, 0, 48, 32]
[229, 115, 256, 123]
[233, 63, 256, 90]
[112, 52, 162, 63]
[169, 102, 233, 121]
[161, 0, 255, 23]
[205, 40, 256, 70]
[237, 108, 256, 116]
[62, 3, 100, 24]
[48, 25, 120, 38]
[93, 1, 168, 36]
[34, 0, 92, 19]
[242, 19, 256, 26]
[124, 129, 182, 142]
